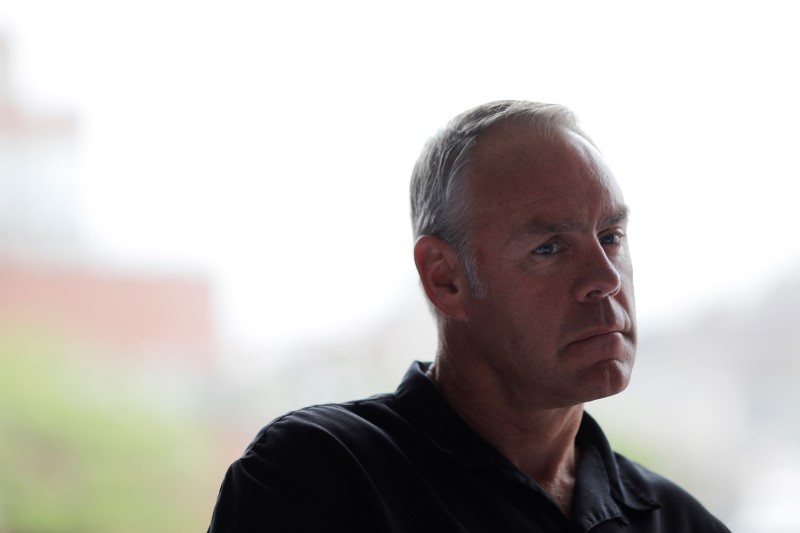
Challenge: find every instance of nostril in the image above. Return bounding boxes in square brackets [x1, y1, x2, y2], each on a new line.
[576, 262, 622, 301]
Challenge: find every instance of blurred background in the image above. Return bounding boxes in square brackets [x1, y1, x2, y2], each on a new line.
[1, 1, 798, 531]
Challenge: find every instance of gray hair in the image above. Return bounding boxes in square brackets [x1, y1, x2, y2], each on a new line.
[409, 100, 591, 295]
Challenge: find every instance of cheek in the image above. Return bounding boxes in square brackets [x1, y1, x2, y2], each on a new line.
[619, 249, 635, 283]
[620, 275, 636, 311]
[504, 292, 565, 344]
[614, 255, 635, 300]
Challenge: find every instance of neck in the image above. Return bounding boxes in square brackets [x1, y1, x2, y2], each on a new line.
[427, 357, 583, 516]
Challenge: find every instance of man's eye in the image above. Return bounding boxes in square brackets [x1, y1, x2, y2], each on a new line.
[600, 233, 623, 245]
[532, 242, 560, 255]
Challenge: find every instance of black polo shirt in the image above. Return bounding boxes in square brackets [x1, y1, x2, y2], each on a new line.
[208, 362, 730, 532]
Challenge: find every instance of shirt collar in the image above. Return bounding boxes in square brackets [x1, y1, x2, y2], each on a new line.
[572, 414, 661, 529]
[395, 361, 498, 468]
[575, 413, 661, 512]
[395, 361, 661, 525]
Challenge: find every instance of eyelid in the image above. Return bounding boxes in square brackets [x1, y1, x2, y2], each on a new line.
[530, 236, 567, 256]
[530, 238, 564, 256]
[600, 225, 626, 235]
[532, 242, 559, 254]
[599, 228, 626, 244]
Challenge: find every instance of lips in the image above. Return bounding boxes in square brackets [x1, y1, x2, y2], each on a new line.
[571, 324, 626, 345]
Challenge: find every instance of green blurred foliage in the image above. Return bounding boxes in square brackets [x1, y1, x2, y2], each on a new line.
[0, 331, 219, 533]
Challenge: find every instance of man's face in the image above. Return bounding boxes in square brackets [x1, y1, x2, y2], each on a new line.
[457, 121, 636, 409]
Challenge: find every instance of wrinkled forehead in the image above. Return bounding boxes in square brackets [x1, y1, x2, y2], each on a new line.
[469, 119, 599, 177]
[461, 120, 625, 226]
[469, 119, 612, 185]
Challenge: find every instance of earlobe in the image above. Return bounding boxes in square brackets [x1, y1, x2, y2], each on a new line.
[413, 235, 468, 320]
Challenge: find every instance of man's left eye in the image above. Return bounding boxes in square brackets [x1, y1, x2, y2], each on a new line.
[599, 233, 622, 245]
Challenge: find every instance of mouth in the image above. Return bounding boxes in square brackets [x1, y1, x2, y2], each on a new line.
[571, 325, 626, 345]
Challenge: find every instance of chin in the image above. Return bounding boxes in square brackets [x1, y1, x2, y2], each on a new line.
[580, 358, 633, 402]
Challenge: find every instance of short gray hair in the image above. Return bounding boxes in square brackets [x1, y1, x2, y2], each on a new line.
[409, 100, 591, 295]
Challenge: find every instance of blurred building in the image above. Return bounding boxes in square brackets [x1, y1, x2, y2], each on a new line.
[0, 261, 216, 367]
[0, 35, 216, 369]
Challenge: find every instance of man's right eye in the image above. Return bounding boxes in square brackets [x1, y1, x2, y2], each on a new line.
[532, 242, 560, 255]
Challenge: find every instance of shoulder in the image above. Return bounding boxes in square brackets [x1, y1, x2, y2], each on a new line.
[249, 394, 400, 451]
[614, 453, 731, 532]
[615, 453, 705, 507]
[208, 396, 400, 532]
[243, 394, 401, 471]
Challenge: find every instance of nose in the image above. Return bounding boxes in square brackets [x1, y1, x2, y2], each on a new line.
[573, 242, 623, 301]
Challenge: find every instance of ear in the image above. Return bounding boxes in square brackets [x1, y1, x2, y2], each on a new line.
[413, 235, 468, 320]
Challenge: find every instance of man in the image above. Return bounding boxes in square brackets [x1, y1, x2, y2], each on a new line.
[208, 101, 730, 532]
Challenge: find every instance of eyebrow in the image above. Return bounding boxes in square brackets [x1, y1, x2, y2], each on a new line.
[524, 206, 630, 234]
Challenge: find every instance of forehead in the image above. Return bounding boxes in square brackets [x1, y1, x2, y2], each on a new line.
[464, 120, 624, 227]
